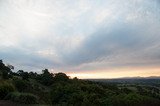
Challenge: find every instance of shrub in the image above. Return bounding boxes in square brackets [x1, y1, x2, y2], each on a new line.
[5, 92, 38, 104]
[107, 93, 160, 106]
[13, 79, 30, 92]
[0, 81, 15, 99]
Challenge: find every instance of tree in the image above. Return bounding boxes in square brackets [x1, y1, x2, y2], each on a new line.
[0, 60, 11, 79]
[29, 72, 37, 79]
[42, 69, 50, 74]
[54, 72, 69, 82]
[37, 69, 54, 86]
[6, 64, 14, 70]
[17, 70, 29, 80]
[22, 72, 29, 80]
[17, 70, 24, 75]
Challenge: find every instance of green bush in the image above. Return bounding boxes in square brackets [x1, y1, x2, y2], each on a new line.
[107, 93, 160, 106]
[0, 81, 15, 99]
[5, 92, 38, 104]
[13, 79, 30, 92]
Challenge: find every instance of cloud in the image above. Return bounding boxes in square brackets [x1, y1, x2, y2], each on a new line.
[0, 0, 160, 73]
[60, 0, 160, 71]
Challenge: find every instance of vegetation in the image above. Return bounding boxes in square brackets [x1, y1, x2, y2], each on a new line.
[0, 81, 15, 99]
[5, 92, 38, 104]
[0, 60, 160, 105]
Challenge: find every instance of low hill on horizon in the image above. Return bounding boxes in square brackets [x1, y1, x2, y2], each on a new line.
[0, 60, 160, 106]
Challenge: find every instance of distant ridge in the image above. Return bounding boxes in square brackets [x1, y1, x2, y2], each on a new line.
[85, 76, 160, 80]
[86, 76, 160, 84]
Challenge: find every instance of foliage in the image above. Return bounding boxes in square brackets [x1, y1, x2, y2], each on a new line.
[50, 81, 108, 106]
[0, 81, 15, 99]
[0, 60, 160, 105]
[13, 78, 30, 92]
[5, 92, 38, 104]
[36, 69, 54, 86]
[0, 60, 11, 79]
[53, 72, 69, 82]
[107, 93, 160, 106]
[17, 70, 29, 80]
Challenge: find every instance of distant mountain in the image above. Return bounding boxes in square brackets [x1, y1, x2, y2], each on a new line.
[87, 76, 160, 80]
[86, 76, 160, 84]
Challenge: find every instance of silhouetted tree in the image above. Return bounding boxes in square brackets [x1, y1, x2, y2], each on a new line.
[29, 72, 37, 79]
[0, 60, 11, 79]
[17, 70, 29, 80]
[22, 72, 29, 80]
[54, 72, 69, 82]
[17, 70, 24, 75]
[37, 69, 54, 86]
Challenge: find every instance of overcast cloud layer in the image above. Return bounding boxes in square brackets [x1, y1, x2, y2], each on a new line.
[0, 0, 160, 73]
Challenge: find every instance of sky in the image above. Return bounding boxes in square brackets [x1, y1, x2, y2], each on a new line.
[0, 0, 160, 78]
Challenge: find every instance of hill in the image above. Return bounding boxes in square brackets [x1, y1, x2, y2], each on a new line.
[0, 60, 160, 106]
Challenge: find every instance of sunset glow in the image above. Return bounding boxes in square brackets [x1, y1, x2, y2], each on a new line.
[68, 68, 160, 79]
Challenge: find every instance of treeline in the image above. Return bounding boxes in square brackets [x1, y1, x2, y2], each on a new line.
[0, 60, 160, 106]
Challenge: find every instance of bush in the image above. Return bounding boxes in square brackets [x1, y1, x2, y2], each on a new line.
[107, 93, 160, 106]
[0, 81, 15, 99]
[5, 92, 38, 104]
[13, 79, 30, 92]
